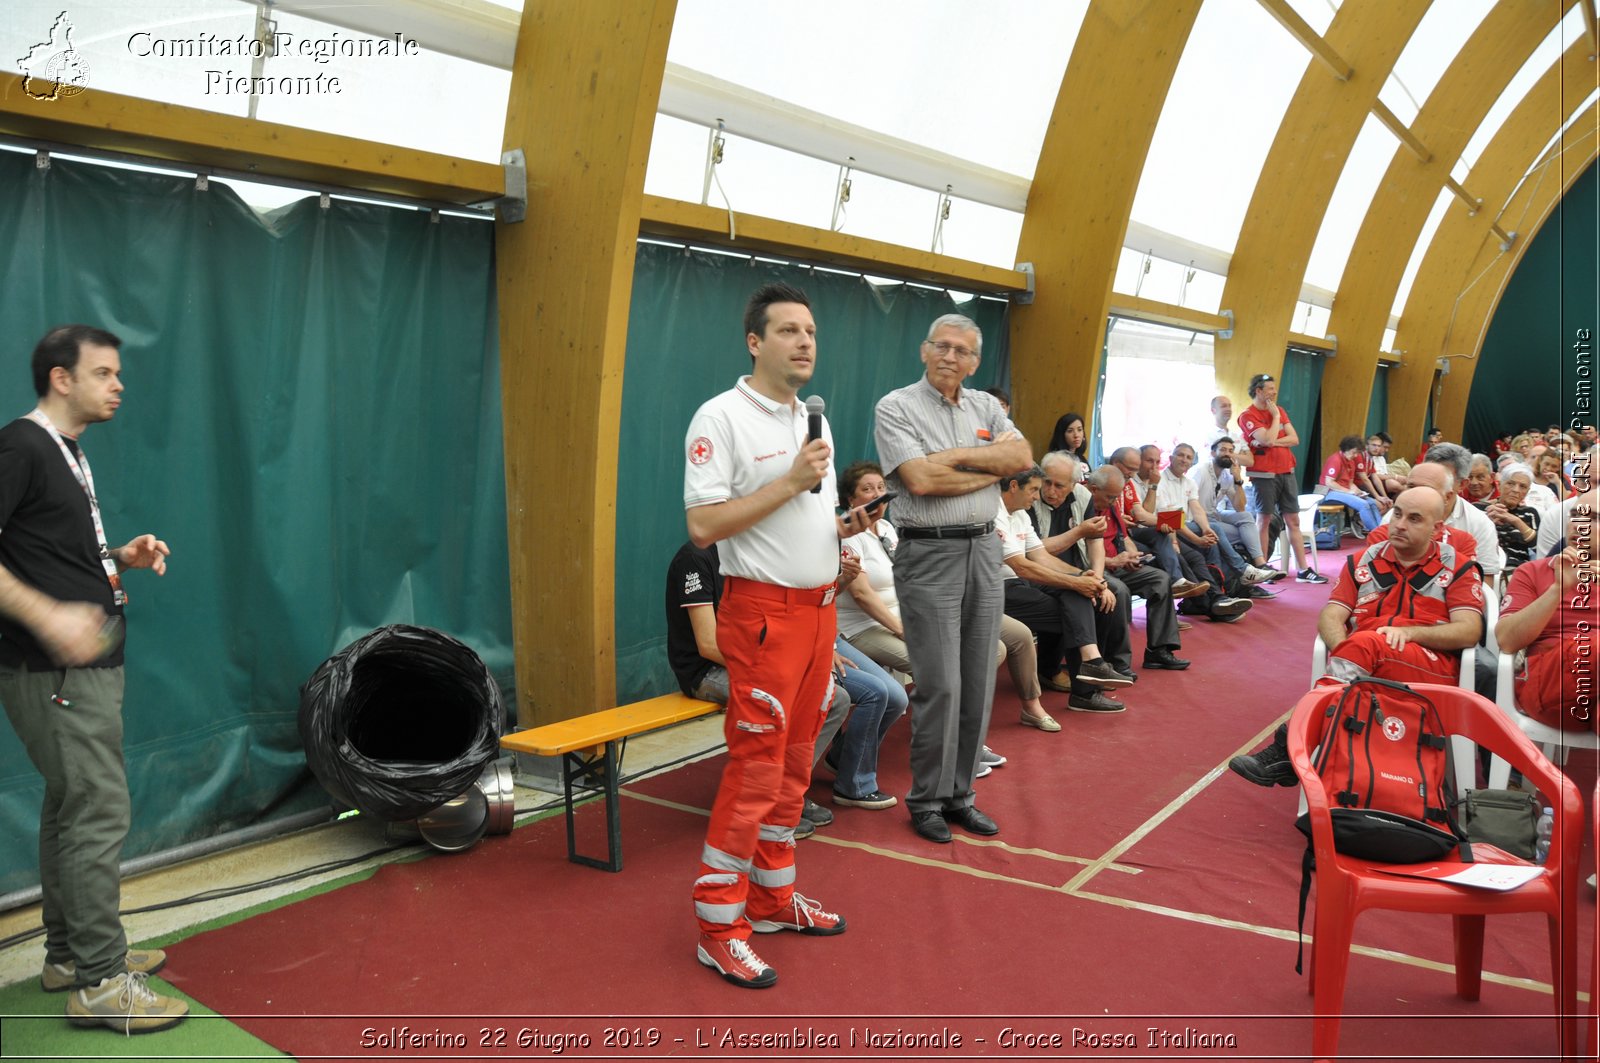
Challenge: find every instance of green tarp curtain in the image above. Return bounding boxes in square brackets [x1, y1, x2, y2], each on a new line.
[1278, 349, 1325, 487]
[0, 152, 511, 895]
[1465, 162, 1598, 452]
[614, 243, 1009, 703]
[1365, 365, 1389, 439]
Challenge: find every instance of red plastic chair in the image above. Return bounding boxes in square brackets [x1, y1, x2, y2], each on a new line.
[1288, 681, 1582, 1063]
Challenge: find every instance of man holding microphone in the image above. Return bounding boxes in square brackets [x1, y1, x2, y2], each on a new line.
[683, 284, 871, 988]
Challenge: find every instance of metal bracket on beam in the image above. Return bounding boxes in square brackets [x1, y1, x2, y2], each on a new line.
[35, 150, 49, 171]
[1217, 308, 1235, 340]
[1325, 333, 1337, 356]
[1013, 261, 1036, 305]
[498, 148, 527, 224]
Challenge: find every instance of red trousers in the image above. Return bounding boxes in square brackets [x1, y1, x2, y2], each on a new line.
[693, 577, 836, 940]
[1517, 641, 1599, 733]
[1324, 630, 1461, 686]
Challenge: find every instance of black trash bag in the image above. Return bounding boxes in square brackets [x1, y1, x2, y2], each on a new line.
[298, 624, 505, 821]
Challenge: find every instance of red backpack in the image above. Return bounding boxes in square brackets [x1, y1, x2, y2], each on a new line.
[1293, 676, 1466, 971]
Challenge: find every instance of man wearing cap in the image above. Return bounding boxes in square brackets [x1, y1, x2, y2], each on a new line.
[1237, 373, 1325, 584]
[874, 314, 1032, 844]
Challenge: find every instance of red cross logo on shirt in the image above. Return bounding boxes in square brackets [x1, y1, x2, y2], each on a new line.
[689, 437, 713, 465]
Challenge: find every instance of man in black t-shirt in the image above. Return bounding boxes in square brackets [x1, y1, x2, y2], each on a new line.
[664, 540, 727, 701]
[0, 326, 183, 1032]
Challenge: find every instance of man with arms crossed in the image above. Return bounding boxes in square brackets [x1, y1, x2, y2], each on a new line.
[874, 315, 1031, 844]
[684, 284, 867, 988]
[0, 326, 181, 1031]
[1237, 373, 1325, 584]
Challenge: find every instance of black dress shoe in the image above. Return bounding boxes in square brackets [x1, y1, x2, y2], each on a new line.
[1114, 667, 1138, 684]
[943, 805, 999, 835]
[1142, 648, 1192, 670]
[911, 810, 952, 843]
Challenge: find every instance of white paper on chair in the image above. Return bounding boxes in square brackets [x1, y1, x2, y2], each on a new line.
[1372, 862, 1542, 891]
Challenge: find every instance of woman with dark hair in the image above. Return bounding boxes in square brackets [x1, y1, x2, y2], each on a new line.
[1048, 412, 1088, 462]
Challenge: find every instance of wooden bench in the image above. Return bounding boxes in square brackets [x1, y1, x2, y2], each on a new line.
[500, 693, 721, 872]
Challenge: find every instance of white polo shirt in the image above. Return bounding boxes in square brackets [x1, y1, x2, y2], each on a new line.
[1156, 467, 1199, 514]
[683, 377, 840, 588]
[995, 499, 1037, 580]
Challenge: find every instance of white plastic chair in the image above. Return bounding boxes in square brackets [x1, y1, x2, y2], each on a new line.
[1277, 493, 1326, 574]
[1487, 650, 1600, 789]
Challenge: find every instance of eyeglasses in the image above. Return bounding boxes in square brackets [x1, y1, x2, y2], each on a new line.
[926, 340, 978, 360]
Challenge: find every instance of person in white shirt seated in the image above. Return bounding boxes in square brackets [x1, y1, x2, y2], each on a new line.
[1188, 436, 1284, 587]
[1375, 456, 1501, 588]
[997, 466, 1131, 715]
[1161, 442, 1275, 600]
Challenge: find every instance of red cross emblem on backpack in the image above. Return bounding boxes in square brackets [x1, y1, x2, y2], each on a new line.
[1382, 715, 1407, 741]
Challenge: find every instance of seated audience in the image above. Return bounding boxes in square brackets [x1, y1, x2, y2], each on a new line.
[1482, 462, 1540, 572]
[1530, 447, 1571, 504]
[1109, 445, 1206, 598]
[1160, 443, 1262, 613]
[1462, 452, 1499, 506]
[1320, 434, 1386, 534]
[1048, 411, 1089, 464]
[1407, 446, 1501, 585]
[1083, 465, 1191, 672]
[1368, 432, 1405, 498]
[1496, 505, 1599, 733]
[997, 466, 1131, 715]
[1416, 427, 1444, 465]
[1189, 436, 1285, 586]
[1229, 487, 1484, 785]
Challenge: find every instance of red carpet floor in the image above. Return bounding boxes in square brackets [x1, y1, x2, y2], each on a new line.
[164, 546, 1594, 1061]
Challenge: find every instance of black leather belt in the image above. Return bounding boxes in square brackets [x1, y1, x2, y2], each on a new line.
[899, 521, 995, 540]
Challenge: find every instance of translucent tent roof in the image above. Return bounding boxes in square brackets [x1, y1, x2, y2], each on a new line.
[2, 0, 1592, 349]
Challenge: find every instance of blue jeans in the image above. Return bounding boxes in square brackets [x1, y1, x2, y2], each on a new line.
[1324, 490, 1382, 531]
[1131, 525, 1184, 581]
[829, 637, 908, 799]
[1188, 521, 1249, 579]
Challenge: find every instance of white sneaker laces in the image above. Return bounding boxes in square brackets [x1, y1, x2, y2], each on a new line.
[726, 938, 770, 972]
[792, 893, 835, 927]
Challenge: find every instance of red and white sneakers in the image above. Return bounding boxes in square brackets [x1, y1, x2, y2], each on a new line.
[749, 892, 847, 936]
[697, 935, 777, 988]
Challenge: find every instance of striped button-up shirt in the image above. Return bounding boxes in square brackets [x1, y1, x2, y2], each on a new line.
[874, 374, 1016, 528]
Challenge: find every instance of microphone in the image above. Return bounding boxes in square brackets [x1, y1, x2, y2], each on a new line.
[805, 396, 826, 493]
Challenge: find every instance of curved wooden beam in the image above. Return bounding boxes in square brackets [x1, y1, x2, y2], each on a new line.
[1212, 0, 1428, 410]
[1009, 0, 1203, 454]
[1434, 106, 1599, 439]
[1320, 0, 1565, 449]
[496, 0, 676, 724]
[1388, 37, 1598, 455]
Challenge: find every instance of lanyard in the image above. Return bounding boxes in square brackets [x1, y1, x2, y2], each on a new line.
[23, 410, 126, 606]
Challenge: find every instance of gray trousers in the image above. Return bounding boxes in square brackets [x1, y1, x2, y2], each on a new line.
[893, 535, 1003, 815]
[1106, 563, 1181, 654]
[0, 663, 128, 986]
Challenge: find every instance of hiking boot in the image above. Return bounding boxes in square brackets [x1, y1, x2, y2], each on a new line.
[697, 935, 777, 988]
[1296, 568, 1329, 584]
[42, 948, 166, 993]
[1228, 723, 1297, 787]
[1076, 658, 1133, 688]
[750, 892, 847, 936]
[801, 797, 833, 827]
[66, 971, 188, 1033]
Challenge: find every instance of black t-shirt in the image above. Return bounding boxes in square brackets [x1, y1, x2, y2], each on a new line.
[664, 541, 720, 696]
[0, 418, 124, 668]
